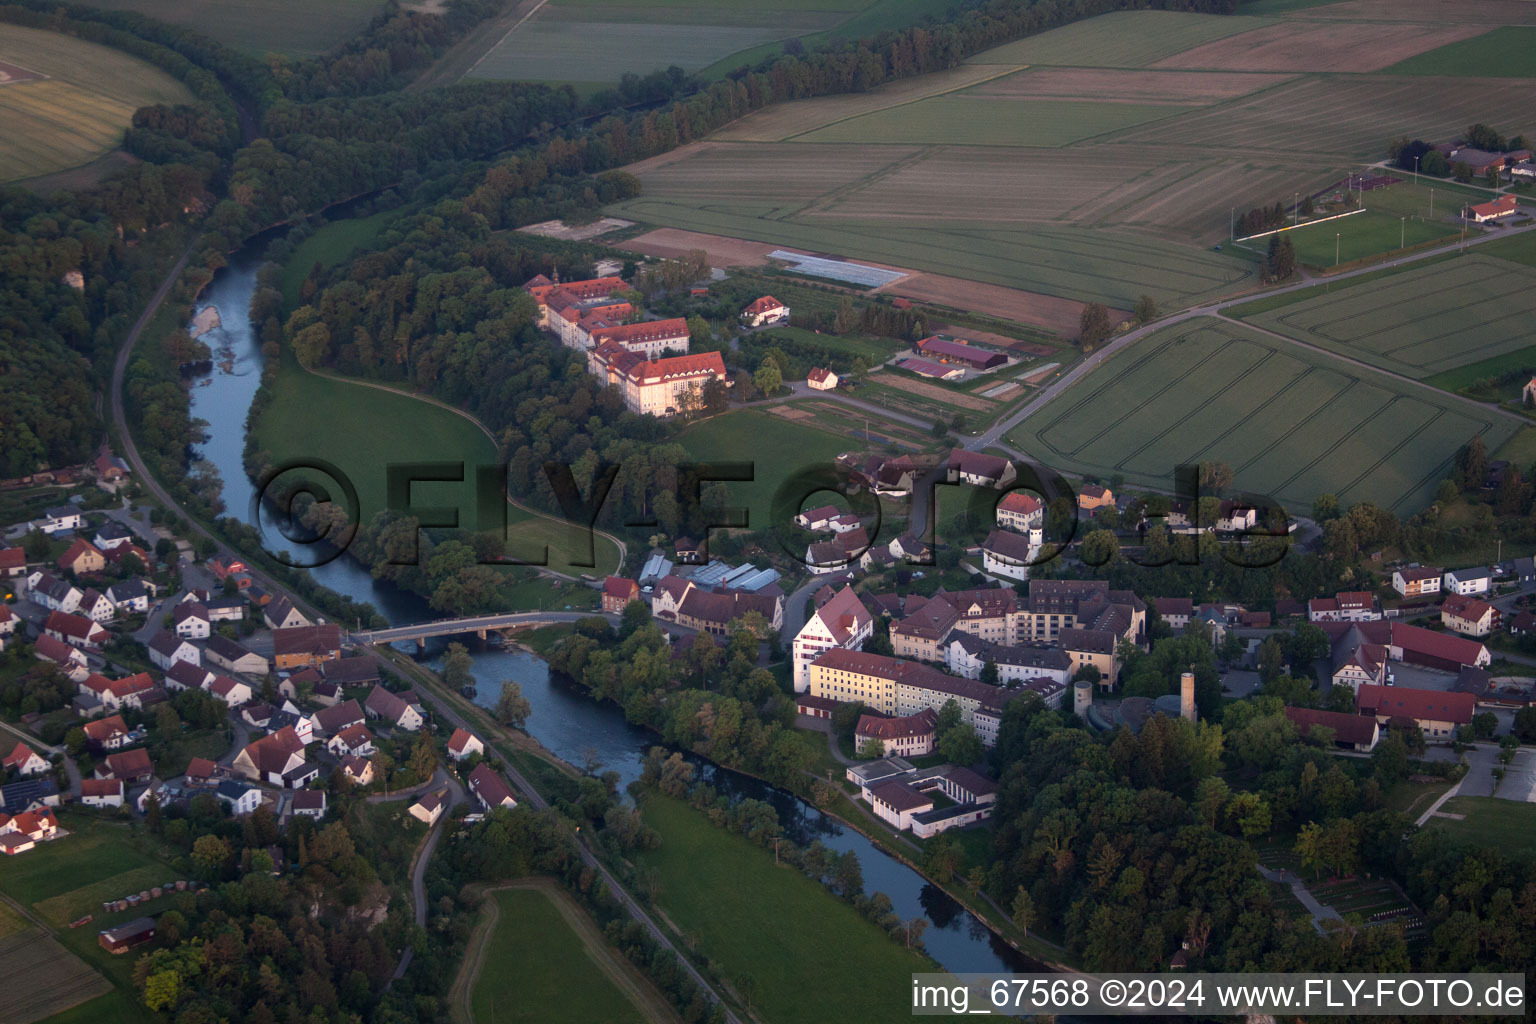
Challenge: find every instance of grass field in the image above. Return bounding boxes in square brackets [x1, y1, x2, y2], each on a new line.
[0, 26, 193, 182]
[1284, 210, 1458, 267]
[1007, 318, 1514, 514]
[1385, 25, 1536, 77]
[636, 795, 931, 1024]
[1477, 229, 1536, 268]
[1430, 797, 1536, 858]
[967, 10, 1276, 68]
[281, 210, 401, 309]
[673, 408, 858, 532]
[71, 0, 387, 56]
[1242, 255, 1536, 379]
[253, 352, 623, 574]
[463, 882, 657, 1024]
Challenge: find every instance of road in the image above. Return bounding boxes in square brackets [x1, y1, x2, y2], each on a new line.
[354, 608, 704, 646]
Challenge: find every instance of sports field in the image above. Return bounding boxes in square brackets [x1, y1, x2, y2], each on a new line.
[1007, 318, 1514, 514]
[1241, 255, 1536, 379]
[1283, 209, 1459, 268]
[459, 882, 661, 1024]
[70, 0, 388, 55]
[0, 26, 193, 182]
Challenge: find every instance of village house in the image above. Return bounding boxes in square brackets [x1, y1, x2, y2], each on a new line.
[791, 585, 874, 691]
[92, 521, 133, 551]
[3, 741, 49, 776]
[995, 491, 1043, 533]
[97, 747, 153, 784]
[364, 685, 424, 731]
[263, 597, 310, 631]
[148, 631, 200, 672]
[34, 633, 89, 680]
[981, 528, 1040, 582]
[292, 790, 327, 818]
[272, 623, 341, 670]
[172, 601, 211, 640]
[105, 579, 151, 615]
[205, 595, 246, 623]
[1355, 684, 1474, 742]
[741, 295, 789, 327]
[1308, 591, 1381, 623]
[1442, 567, 1492, 596]
[1392, 566, 1442, 598]
[318, 657, 380, 689]
[310, 699, 366, 738]
[807, 367, 838, 391]
[44, 610, 109, 648]
[216, 779, 261, 816]
[163, 661, 212, 693]
[27, 571, 82, 613]
[0, 808, 61, 854]
[79, 777, 125, 808]
[447, 728, 485, 761]
[409, 790, 445, 826]
[948, 449, 1016, 489]
[601, 576, 640, 614]
[205, 635, 269, 676]
[1283, 706, 1380, 752]
[76, 588, 117, 623]
[0, 605, 12, 641]
[854, 708, 938, 758]
[208, 675, 254, 707]
[1154, 597, 1194, 631]
[0, 546, 26, 578]
[1441, 593, 1499, 637]
[56, 538, 105, 576]
[1079, 485, 1114, 511]
[232, 727, 317, 788]
[1324, 620, 1490, 678]
[339, 755, 374, 786]
[38, 505, 84, 535]
[467, 762, 517, 811]
[327, 723, 376, 758]
[1331, 636, 1390, 691]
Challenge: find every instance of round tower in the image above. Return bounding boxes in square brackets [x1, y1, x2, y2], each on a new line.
[1073, 679, 1093, 719]
[1180, 671, 1196, 723]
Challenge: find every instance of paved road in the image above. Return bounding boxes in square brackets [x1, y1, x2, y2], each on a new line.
[391, 772, 465, 982]
[1257, 865, 1342, 934]
[355, 609, 702, 646]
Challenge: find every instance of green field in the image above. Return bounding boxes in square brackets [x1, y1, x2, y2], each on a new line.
[71, 0, 387, 56]
[637, 795, 930, 1024]
[469, 885, 649, 1024]
[1007, 318, 1514, 514]
[0, 26, 193, 182]
[674, 407, 856, 532]
[1242, 255, 1536, 379]
[794, 94, 1196, 147]
[281, 211, 401, 309]
[967, 10, 1275, 67]
[1385, 26, 1536, 78]
[1477, 228, 1536, 268]
[1281, 209, 1459, 268]
[1431, 797, 1536, 858]
[253, 352, 622, 574]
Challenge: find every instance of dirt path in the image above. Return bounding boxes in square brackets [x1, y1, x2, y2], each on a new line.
[451, 879, 684, 1024]
[409, 0, 551, 91]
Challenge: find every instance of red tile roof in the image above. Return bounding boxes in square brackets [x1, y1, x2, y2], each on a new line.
[855, 707, 938, 742]
[589, 318, 689, 348]
[1356, 684, 1475, 725]
[1470, 195, 1518, 218]
[997, 492, 1042, 516]
[807, 367, 834, 385]
[744, 296, 785, 315]
[1284, 706, 1378, 746]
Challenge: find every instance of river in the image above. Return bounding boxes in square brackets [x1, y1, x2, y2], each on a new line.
[184, 240, 1045, 976]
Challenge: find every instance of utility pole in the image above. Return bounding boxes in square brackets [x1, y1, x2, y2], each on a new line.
[1294, 192, 1299, 226]
[1230, 207, 1234, 241]
[1401, 216, 1405, 250]
[1430, 187, 1435, 220]
[1336, 233, 1341, 267]
[1414, 154, 1420, 184]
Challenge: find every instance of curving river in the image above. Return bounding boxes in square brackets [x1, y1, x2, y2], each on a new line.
[184, 241, 1047, 976]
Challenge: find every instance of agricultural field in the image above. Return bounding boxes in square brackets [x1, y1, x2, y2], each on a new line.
[0, 26, 193, 183]
[1241, 255, 1536, 379]
[459, 882, 662, 1024]
[1385, 25, 1536, 77]
[69, 0, 387, 56]
[1152, 20, 1482, 73]
[967, 10, 1276, 68]
[1301, 0, 1536, 25]
[636, 795, 931, 1024]
[1007, 318, 1515, 514]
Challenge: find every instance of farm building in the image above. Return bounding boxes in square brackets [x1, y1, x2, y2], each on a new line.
[897, 357, 963, 380]
[1468, 195, 1518, 223]
[99, 918, 156, 954]
[915, 335, 1006, 370]
[741, 295, 790, 327]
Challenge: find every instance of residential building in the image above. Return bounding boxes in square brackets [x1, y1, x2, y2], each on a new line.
[364, 685, 424, 731]
[216, 779, 261, 815]
[163, 660, 213, 693]
[105, 579, 151, 614]
[1441, 593, 1499, 637]
[1392, 566, 1442, 598]
[205, 635, 269, 676]
[1331, 633, 1390, 691]
[807, 367, 838, 390]
[56, 538, 105, 575]
[409, 790, 445, 826]
[1079, 485, 1114, 511]
[44, 610, 109, 648]
[26, 571, 81, 613]
[38, 505, 84, 535]
[0, 606, 11, 639]
[92, 521, 133, 551]
[80, 778, 125, 808]
[447, 729, 484, 761]
[97, 748, 153, 783]
[263, 597, 310, 631]
[272, 623, 341, 670]
[339, 755, 374, 786]
[311, 699, 366, 738]
[602, 576, 640, 614]
[148, 631, 200, 672]
[741, 295, 789, 327]
[292, 790, 327, 818]
[0, 546, 26, 578]
[3, 742, 48, 776]
[208, 675, 254, 707]
[172, 601, 211, 640]
[33, 634, 89, 680]
[1322, 620, 1491, 674]
[791, 584, 874, 691]
[232, 727, 316, 788]
[467, 762, 517, 811]
[947, 449, 1016, 488]
[205, 596, 246, 622]
[327, 723, 376, 758]
[995, 491, 1043, 533]
[1443, 567, 1492, 595]
[1060, 627, 1120, 687]
[76, 588, 116, 623]
[1355, 684, 1475, 741]
[1308, 591, 1381, 623]
[1154, 597, 1193, 631]
[82, 714, 131, 750]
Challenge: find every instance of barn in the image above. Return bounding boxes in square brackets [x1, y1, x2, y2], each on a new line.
[915, 335, 1006, 370]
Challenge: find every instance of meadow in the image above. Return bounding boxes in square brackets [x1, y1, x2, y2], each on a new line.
[281, 211, 402, 309]
[636, 795, 932, 1024]
[673, 407, 857, 533]
[0, 26, 193, 182]
[1007, 318, 1514, 514]
[253, 351, 623, 575]
[1385, 25, 1536, 77]
[69, 0, 387, 56]
[1242, 255, 1536, 379]
[465, 883, 655, 1024]
[1431, 797, 1536, 859]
